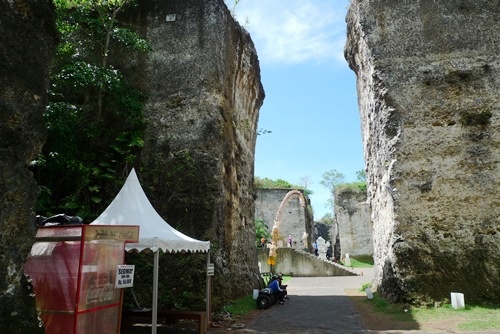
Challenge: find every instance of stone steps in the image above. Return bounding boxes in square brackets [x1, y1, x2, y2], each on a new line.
[294, 249, 359, 276]
[258, 247, 358, 277]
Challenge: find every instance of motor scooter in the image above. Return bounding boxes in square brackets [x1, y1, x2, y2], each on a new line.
[255, 282, 288, 309]
[256, 286, 289, 309]
[256, 287, 279, 309]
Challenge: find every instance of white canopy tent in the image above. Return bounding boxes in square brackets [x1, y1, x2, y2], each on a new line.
[90, 168, 210, 334]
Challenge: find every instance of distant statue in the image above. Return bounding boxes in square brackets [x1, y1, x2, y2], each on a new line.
[316, 237, 330, 260]
[302, 232, 308, 249]
[267, 243, 277, 266]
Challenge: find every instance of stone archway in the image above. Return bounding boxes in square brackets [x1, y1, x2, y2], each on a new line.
[271, 190, 307, 250]
[266, 189, 308, 271]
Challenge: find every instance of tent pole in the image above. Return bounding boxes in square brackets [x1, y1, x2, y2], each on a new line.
[152, 250, 159, 334]
[206, 250, 211, 330]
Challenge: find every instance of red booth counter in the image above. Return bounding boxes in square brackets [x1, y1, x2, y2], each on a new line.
[24, 224, 139, 334]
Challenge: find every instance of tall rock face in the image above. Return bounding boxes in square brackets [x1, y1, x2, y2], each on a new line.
[123, 0, 264, 303]
[333, 188, 372, 258]
[0, 0, 56, 331]
[345, 1, 500, 304]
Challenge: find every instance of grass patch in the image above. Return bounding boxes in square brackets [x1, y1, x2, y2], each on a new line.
[413, 304, 500, 331]
[341, 255, 374, 268]
[336, 181, 367, 192]
[224, 295, 257, 316]
[364, 292, 500, 330]
[223, 275, 293, 317]
[459, 308, 499, 330]
[367, 293, 412, 321]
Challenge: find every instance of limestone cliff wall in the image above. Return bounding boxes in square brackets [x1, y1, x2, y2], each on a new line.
[0, 0, 56, 331]
[333, 188, 373, 258]
[255, 189, 313, 250]
[122, 0, 265, 304]
[345, 0, 500, 304]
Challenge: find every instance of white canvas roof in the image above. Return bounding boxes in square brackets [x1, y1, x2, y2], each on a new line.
[91, 168, 211, 334]
[90, 168, 210, 253]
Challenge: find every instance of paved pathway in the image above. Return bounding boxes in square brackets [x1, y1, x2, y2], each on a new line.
[122, 267, 500, 334]
[208, 268, 500, 334]
[209, 269, 371, 334]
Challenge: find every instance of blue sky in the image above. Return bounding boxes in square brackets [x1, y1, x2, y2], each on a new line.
[235, 0, 365, 219]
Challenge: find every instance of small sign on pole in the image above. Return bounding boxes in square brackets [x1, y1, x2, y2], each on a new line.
[207, 263, 214, 276]
[115, 265, 135, 288]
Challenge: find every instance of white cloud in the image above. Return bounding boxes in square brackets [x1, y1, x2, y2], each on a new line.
[237, 0, 348, 65]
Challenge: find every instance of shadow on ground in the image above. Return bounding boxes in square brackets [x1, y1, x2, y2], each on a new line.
[121, 294, 422, 333]
[121, 319, 200, 333]
[348, 295, 420, 331]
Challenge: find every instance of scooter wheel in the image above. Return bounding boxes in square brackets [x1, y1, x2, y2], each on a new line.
[256, 294, 272, 309]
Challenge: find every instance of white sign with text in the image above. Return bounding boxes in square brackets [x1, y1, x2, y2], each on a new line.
[115, 265, 135, 288]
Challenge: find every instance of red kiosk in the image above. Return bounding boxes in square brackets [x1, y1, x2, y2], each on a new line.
[24, 224, 139, 334]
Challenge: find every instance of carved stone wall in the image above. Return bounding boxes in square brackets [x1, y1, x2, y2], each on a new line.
[255, 189, 313, 250]
[122, 0, 265, 304]
[0, 0, 56, 331]
[333, 188, 372, 258]
[345, 0, 500, 304]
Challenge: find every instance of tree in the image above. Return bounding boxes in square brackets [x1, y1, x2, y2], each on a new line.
[255, 219, 270, 245]
[224, 0, 250, 28]
[335, 170, 367, 193]
[320, 169, 346, 192]
[319, 212, 335, 225]
[320, 169, 345, 212]
[356, 169, 366, 182]
[300, 175, 313, 192]
[31, 0, 150, 219]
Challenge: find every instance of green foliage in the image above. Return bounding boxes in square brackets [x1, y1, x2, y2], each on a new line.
[123, 252, 207, 312]
[336, 181, 367, 193]
[257, 128, 272, 135]
[320, 169, 366, 214]
[254, 177, 313, 197]
[355, 169, 366, 182]
[255, 219, 270, 244]
[320, 169, 346, 191]
[224, 0, 242, 18]
[359, 282, 372, 292]
[319, 212, 334, 225]
[31, 0, 149, 219]
[112, 26, 152, 52]
[344, 255, 374, 268]
[369, 293, 397, 313]
[320, 169, 345, 212]
[224, 295, 255, 316]
[254, 177, 292, 189]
